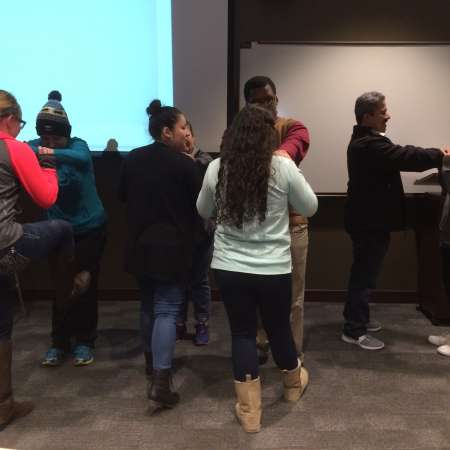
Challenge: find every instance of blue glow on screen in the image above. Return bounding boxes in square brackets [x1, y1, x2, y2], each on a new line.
[2, 0, 173, 151]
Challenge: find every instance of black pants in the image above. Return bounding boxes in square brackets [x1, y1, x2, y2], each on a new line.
[51, 224, 107, 350]
[0, 275, 14, 341]
[343, 231, 390, 339]
[214, 269, 298, 381]
[440, 244, 450, 307]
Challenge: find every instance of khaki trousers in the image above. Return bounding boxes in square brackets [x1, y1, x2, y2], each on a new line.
[256, 224, 308, 355]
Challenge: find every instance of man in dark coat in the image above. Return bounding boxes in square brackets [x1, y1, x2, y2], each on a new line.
[342, 91, 449, 350]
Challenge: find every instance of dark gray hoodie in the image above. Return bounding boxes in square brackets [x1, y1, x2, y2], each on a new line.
[439, 155, 450, 244]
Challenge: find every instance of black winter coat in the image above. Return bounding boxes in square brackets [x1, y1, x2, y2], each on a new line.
[345, 126, 443, 232]
[119, 142, 201, 281]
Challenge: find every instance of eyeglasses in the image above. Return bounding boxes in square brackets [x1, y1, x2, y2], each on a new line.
[249, 97, 277, 107]
[0, 111, 26, 129]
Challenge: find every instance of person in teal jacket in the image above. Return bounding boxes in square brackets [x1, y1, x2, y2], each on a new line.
[28, 91, 107, 367]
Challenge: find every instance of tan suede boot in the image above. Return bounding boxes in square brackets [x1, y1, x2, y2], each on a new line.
[233, 375, 261, 433]
[282, 359, 309, 402]
[0, 341, 34, 431]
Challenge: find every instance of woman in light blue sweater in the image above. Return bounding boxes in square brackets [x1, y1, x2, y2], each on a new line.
[197, 105, 318, 433]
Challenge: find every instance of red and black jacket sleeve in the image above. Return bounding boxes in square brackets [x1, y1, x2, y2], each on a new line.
[6, 139, 58, 209]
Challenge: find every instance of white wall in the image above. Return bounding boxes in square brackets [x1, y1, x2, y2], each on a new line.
[172, 0, 228, 153]
[241, 44, 450, 193]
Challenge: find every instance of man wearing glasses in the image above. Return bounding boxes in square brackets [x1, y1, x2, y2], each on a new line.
[243, 76, 311, 365]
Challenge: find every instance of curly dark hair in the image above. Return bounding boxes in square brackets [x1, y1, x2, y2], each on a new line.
[216, 105, 278, 229]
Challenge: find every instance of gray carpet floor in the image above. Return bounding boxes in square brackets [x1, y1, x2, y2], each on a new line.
[1, 301, 450, 450]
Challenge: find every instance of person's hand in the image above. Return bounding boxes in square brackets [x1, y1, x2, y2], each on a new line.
[273, 149, 291, 159]
[184, 140, 194, 155]
[38, 146, 54, 155]
[441, 147, 450, 155]
[38, 153, 56, 170]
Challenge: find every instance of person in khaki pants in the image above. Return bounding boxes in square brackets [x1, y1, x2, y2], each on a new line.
[289, 221, 308, 354]
[244, 76, 310, 362]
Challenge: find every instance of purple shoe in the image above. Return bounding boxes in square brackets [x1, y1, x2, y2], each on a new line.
[194, 322, 209, 346]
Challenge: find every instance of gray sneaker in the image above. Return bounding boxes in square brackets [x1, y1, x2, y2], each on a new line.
[366, 320, 382, 332]
[341, 333, 385, 350]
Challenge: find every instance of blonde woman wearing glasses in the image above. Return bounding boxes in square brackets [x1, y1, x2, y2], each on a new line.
[0, 90, 74, 431]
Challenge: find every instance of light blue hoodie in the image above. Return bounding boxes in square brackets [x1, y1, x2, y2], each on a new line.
[197, 156, 318, 275]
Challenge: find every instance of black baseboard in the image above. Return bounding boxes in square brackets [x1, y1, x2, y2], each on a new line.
[305, 290, 418, 304]
[23, 289, 418, 303]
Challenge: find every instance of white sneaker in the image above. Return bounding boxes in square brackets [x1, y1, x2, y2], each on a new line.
[437, 344, 450, 357]
[428, 332, 450, 347]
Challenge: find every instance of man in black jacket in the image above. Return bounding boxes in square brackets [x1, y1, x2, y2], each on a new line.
[342, 91, 448, 350]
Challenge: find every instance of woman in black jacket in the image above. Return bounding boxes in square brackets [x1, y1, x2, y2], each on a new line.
[119, 100, 201, 408]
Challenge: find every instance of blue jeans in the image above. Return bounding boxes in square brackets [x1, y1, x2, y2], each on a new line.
[179, 235, 213, 324]
[14, 220, 74, 260]
[138, 277, 185, 370]
[0, 220, 74, 341]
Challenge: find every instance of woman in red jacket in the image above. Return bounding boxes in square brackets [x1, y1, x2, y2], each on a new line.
[0, 90, 74, 431]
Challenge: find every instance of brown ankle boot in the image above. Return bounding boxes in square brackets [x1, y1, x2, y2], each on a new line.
[282, 359, 309, 402]
[234, 375, 261, 433]
[149, 369, 179, 408]
[144, 352, 153, 398]
[0, 341, 34, 431]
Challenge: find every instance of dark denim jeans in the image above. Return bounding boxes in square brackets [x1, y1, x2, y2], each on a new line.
[0, 220, 74, 341]
[343, 230, 390, 339]
[214, 269, 298, 381]
[179, 235, 213, 324]
[14, 220, 74, 260]
[138, 276, 185, 370]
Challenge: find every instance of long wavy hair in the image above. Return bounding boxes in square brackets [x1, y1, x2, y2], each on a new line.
[216, 105, 278, 228]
